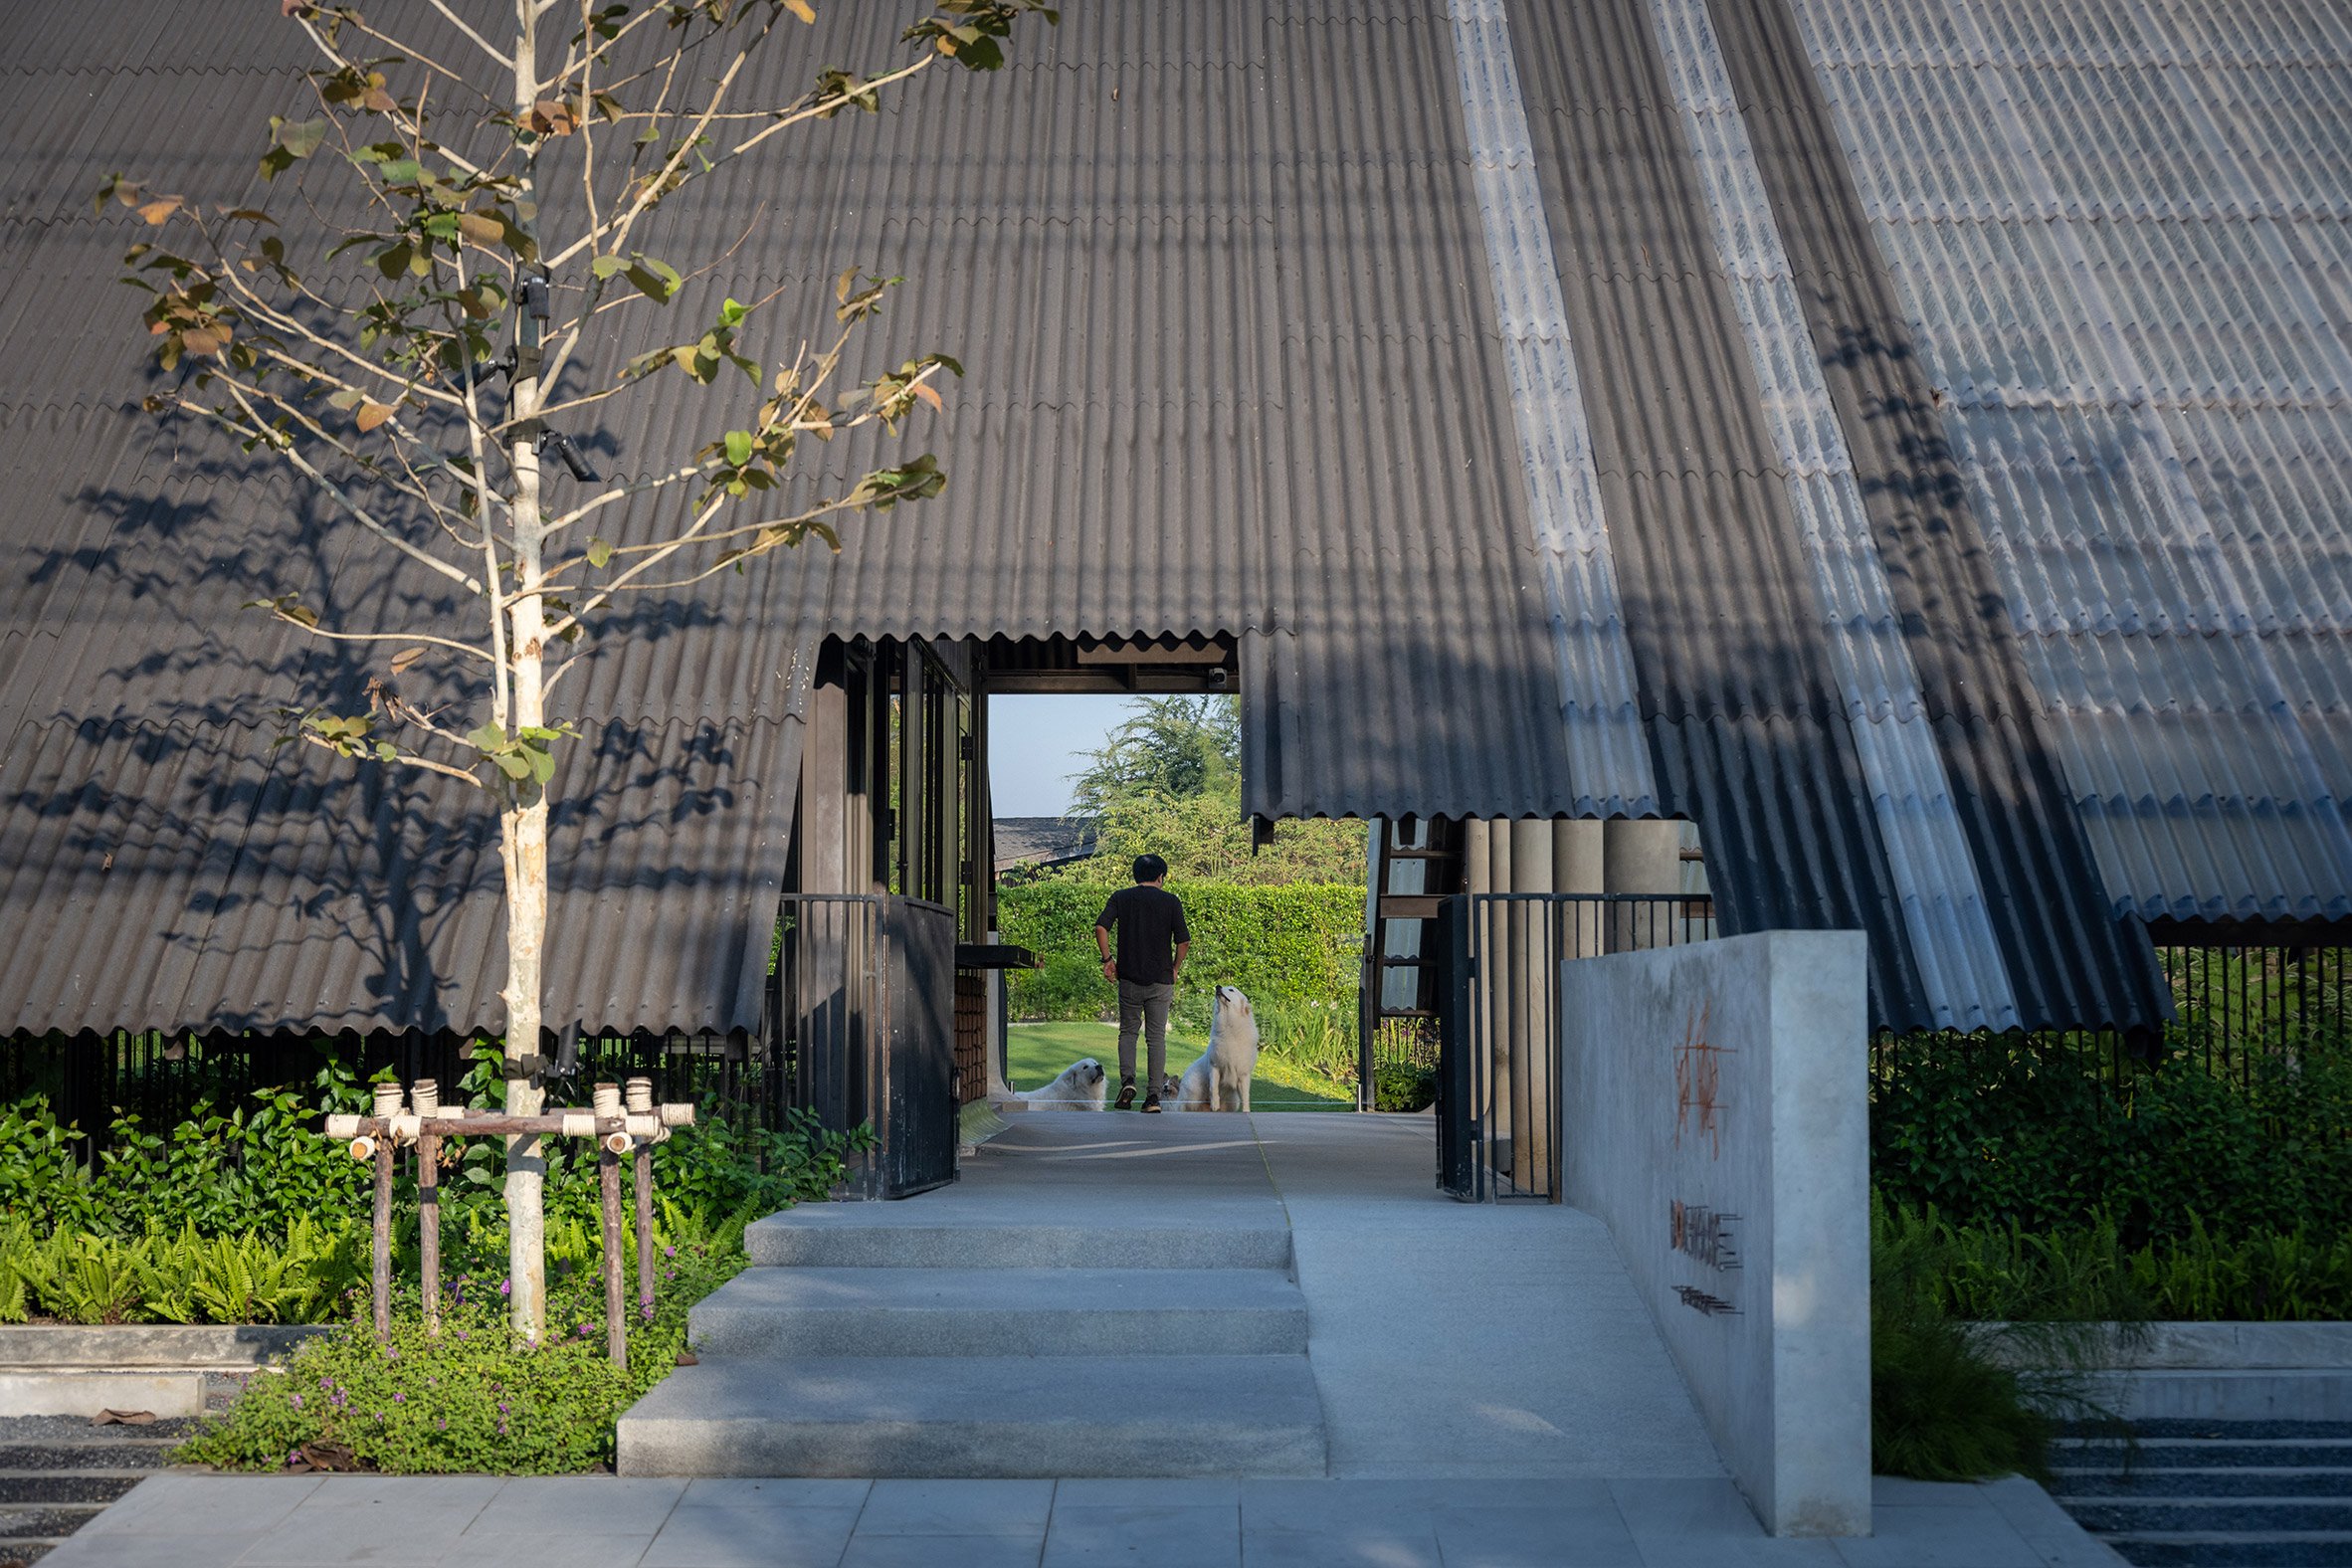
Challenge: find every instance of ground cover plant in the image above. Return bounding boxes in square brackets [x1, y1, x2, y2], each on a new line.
[175, 1240, 743, 1475]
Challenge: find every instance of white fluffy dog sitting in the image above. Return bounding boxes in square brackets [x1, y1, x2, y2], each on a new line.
[1017, 1057, 1107, 1110]
[1169, 986, 1259, 1111]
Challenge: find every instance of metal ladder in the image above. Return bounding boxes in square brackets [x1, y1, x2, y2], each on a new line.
[1356, 817, 1467, 1108]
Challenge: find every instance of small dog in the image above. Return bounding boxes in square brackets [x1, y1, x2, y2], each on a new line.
[1017, 1057, 1107, 1110]
[1170, 986, 1259, 1111]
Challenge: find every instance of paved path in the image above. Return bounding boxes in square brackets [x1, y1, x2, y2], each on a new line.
[36, 1471, 2123, 1566]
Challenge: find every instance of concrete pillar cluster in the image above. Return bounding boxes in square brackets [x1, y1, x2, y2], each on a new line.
[1461, 818, 1683, 1192]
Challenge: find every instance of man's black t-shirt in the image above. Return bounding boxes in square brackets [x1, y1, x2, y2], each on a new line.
[1095, 884, 1191, 986]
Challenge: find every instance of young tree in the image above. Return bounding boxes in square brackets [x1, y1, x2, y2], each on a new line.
[103, 0, 1054, 1336]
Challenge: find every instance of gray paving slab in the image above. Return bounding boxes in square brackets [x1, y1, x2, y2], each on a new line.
[1043, 1500, 1242, 1568]
[45, 1470, 2131, 1566]
[679, 1477, 872, 1508]
[1431, 1501, 1646, 1568]
[637, 1501, 864, 1567]
[856, 1477, 1055, 1535]
[438, 1532, 659, 1568]
[68, 1472, 321, 1536]
[841, 1533, 1044, 1568]
[462, 1474, 685, 1535]
[1242, 1520, 1444, 1568]
[35, 1533, 256, 1568]
[1252, 1114, 1726, 1480]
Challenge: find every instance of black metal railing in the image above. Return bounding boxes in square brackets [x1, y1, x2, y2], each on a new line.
[1868, 937, 2350, 1094]
[1436, 892, 1711, 1202]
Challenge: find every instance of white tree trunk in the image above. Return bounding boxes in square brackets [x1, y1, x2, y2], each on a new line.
[501, 0, 549, 1342]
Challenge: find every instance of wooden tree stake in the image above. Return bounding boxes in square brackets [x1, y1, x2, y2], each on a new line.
[595, 1081, 627, 1371]
[628, 1078, 656, 1317]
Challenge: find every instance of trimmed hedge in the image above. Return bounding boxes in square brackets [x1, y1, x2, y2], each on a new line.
[998, 878, 1363, 1028]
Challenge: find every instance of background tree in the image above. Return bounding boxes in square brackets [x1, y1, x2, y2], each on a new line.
[1069, 696, 1366, 886]
[105, 0, 1054, 1336]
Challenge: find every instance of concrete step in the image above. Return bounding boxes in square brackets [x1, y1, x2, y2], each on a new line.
[2067, 1500, 2352, 1534]
[618, 1354, 1328, 1478]
[689, 1268, 1309, 1358]
[745, 1214, 1293, 1272]
[2096, 1533, 2352, 1567]
[2050, 1467, 2352, 1498]
[2053, 1439, 2352, 1470]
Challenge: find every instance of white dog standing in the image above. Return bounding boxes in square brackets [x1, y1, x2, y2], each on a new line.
[1170, 986, 1259, 1111]
[1017, 1057, 1107, 1111]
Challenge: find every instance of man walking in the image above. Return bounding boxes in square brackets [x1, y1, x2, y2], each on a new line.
[1094, 854, 1190, 1111]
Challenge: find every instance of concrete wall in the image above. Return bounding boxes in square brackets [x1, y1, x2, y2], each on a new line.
[1560, 930, 1870, 1537]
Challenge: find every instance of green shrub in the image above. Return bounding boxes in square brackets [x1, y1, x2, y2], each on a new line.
[176, 1242, 742, 1475]
[1374, 1062, 1436, 1112]
[998, 878, 1364, 1025]
[0, 1048, 868, 1326]
[1877, 1201, 2352, 1322]
[1872, 1035, 2352, 1248]
[1870, 1200, 2056, 1480]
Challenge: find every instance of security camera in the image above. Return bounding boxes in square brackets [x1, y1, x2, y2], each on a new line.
[1206, 667, 1231, 689]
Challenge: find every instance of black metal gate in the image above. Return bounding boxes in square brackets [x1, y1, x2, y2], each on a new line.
[777, 892, 958, 1200]
[1435, 892, 1714, 1202]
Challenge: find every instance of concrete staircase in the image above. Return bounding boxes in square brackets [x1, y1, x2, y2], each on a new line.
[616, 1207, 1329, 1478]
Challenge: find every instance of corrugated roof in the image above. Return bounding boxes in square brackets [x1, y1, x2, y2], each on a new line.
[1782, 0, 2352, 925]
[2, 0, 2341, 1041]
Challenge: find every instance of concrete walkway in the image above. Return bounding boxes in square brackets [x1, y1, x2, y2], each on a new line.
[36, 1471, 2125, 1566]
[32, 1113, 2126, 1565]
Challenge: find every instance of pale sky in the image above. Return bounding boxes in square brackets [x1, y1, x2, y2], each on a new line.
[988, 694, 1141, 817]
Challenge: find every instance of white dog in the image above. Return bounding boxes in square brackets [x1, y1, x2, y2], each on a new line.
[1017, 1057, 1107, 1110]
[1169, 986, 1259, 1111]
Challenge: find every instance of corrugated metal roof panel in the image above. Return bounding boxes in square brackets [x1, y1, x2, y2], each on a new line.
[1646, 0, 2021, 1031]
[1787, 0, 2352, 925]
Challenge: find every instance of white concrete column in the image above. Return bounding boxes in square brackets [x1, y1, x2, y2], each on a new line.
[1508, 820, 1556, 1190]
[1605, 818, 1683, 951]
[1554, 818, 1606, 961]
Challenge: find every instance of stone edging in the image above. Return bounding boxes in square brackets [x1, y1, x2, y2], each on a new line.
[0, 1323, 329, 1372]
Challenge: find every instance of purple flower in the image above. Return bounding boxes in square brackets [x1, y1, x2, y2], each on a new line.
[499, 1279, 511, 1296]
[289, 1394, 302, 1411]
[496, 1402, 509, 1414]
[392, 1392, 406, 1404]
[317, 1377, 332, 1391]
[385, 1348, 399, 1361]
[496, 1420, 508, 1436]
[436, 1417, 447, 1432]
[663, 1245, 676, 1258]
[576, 1323, 593, 1338]
[640, 1302, 655, 1321]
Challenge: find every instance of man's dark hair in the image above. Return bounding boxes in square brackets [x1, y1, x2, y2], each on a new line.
[1132, 853, 1168, 883]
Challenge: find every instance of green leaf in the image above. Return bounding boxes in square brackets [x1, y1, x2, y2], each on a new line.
[375, 243, 412, 280]
[490, 751, 531, 781]
[590, 254, 627, 280]
[277, 118, 329, 158]
[586, 537, 613, 569]
[466, 722, 506, 752]
[623, 256, 681, 303]
[718, 296, 747, 327]
[526, 746, 556, 785]
[723, 430, 753, 468]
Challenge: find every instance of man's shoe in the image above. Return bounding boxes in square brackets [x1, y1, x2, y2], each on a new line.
[1141, 1094, 1162, 1113]
[1115, 1079, 1136, 1110]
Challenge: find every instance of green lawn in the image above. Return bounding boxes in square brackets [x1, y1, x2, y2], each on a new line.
[1006, 1021, 1352, 1110]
